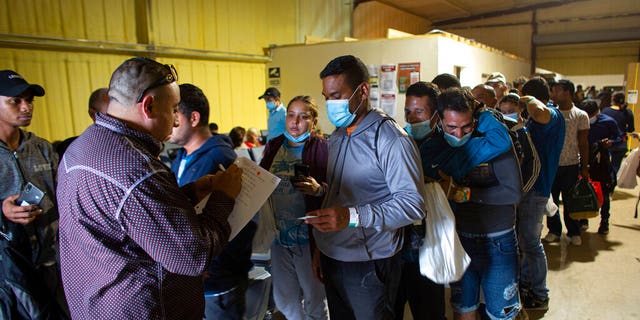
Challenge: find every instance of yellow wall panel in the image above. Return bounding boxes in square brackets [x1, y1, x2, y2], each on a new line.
[0, 0, 352, 142]
[1, 0, 136, 43]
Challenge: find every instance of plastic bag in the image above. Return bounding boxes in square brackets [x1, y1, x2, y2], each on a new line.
[590, 180, 604, 207]
[566, 178, 599, 220]
[251, 198, 276, 254]
[617, 148, 640, 189]
[419, 182, 471, 284]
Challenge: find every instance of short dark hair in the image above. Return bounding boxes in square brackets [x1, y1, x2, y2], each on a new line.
[229, 126, 246, 148]
[555, 79, 575, 96]
[513, 76, 528, 89]
[178, 83, 209, 127]
[522, 76, 550, 102]
[432, 73, 461, 90]
[579, 99, 599, 116]
[88, 88, 108, 110]
[319, 55, 369, 90]
[437, 88, 476, 117]
[208, 122, 218, 131]
[108, 57, 177, 106]
[406, 81, 440, 113]
[500, 92, 521, 106]
[612, 91, 625, 105]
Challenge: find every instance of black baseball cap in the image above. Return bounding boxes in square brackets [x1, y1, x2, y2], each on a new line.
[258, 87, 280, 100]
[0, 70, 45, 97]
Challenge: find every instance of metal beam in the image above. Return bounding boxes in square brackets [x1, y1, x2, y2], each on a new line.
[433, 0, 588, 27]
[534, 28, 640, 46]
[0, 33, 271, 63]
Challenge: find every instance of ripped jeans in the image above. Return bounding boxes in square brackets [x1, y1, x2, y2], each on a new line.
[450, 229, 521, 320]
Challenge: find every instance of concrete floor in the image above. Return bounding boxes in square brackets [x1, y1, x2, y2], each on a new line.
[405, 186, 640, 320]
[271, 186, 640, 320]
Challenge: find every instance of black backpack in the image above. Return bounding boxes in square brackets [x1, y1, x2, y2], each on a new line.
[478, 107, 541, 194]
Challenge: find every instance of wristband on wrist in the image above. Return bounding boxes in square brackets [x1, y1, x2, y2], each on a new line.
[314, 183, 326, 197]
[348, 207, 359, 227]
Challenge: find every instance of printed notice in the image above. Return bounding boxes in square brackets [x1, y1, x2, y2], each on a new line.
[195, 157, 281, 240]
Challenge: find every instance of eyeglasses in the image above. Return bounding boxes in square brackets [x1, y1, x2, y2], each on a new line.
[136, 64, 178, 103]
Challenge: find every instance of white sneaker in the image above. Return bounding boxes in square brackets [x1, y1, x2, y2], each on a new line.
[570, 235, 582, 246]
[544, 233, 560, 243]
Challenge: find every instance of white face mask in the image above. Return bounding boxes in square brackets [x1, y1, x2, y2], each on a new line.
[589, 115, 597, 124]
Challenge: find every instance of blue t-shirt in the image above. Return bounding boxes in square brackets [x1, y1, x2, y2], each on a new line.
[269, 143, 309, 246]
[527, 107, 565, 197]
[267, 105, 286, 141]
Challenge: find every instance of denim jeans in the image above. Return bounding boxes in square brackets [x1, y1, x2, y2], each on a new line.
[204, 279, 248, 320]
[320, 253, 402, 320]
[548, 164, 581, 237]
[517, 191, 549, 299]
[271, 243, 328, 320]
[451, 229, 521, 320]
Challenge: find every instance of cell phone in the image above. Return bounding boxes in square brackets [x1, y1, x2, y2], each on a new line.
[291, 163, 310, 184]
[16, 182, 45, 207]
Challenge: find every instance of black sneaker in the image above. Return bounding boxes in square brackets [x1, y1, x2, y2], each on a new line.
[598, 224, 609, 235]
[522, 294, 549, 311]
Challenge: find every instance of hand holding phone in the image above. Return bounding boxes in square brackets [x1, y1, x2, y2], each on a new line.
[16, 182, 45, 207]
[291, 163, 310, 184]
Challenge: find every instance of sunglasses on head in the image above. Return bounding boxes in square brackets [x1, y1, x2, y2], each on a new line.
[136, 64, 178, 103]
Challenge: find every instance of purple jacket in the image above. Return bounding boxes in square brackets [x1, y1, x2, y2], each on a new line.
[57, 113, 233, 320]
[259, 134, 328, 212]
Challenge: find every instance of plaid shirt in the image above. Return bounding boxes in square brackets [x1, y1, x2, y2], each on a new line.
[57, 113, 233, 319]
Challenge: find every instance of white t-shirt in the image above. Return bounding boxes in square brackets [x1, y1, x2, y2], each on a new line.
[558, 106, 590, 166]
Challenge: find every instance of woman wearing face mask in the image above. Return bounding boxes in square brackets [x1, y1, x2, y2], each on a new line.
[258, 96, 329, 320]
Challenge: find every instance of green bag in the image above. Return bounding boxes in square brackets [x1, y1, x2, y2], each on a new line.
[566, 178, 599, 220]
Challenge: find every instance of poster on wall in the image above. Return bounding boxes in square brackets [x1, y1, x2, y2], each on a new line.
[628, 90, 638, 104]
[380, 64, 397, 118]
[380, 64, 397, 92]
[368, 65, 380, 108]
[380, 93, 397, 118]
[398, 63, 420, 93]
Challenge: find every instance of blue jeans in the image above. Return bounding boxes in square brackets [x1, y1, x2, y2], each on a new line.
[451, 229, 521, 320]
[204, 279, 248, 320]
[320, 253, 402, 320]
[548, 164, 581, 237]
[517, 192, 549, 299]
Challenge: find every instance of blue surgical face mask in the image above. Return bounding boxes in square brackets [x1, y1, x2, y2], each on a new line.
[326, 84, 363, 127]
[266, 101, 276, 111]
[404, 119, 433, 140]
[284, 131, 310, 143]
[443, 131, 472, 147]
[504, 113, 519, 121]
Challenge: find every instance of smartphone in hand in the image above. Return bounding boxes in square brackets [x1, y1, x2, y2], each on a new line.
[16, 182, 45, 207]
[291, 163, 310, 184]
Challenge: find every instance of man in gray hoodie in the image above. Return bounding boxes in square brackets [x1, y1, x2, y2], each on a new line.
[0, 69, 69, 319]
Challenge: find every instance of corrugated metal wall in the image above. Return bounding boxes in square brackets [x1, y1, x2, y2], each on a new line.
[352, 0, 640, 77]
[353, 1, 431, 39]
[0, 0, 351, 142]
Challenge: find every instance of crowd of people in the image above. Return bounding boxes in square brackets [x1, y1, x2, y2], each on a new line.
[0, 54, 636, 320]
